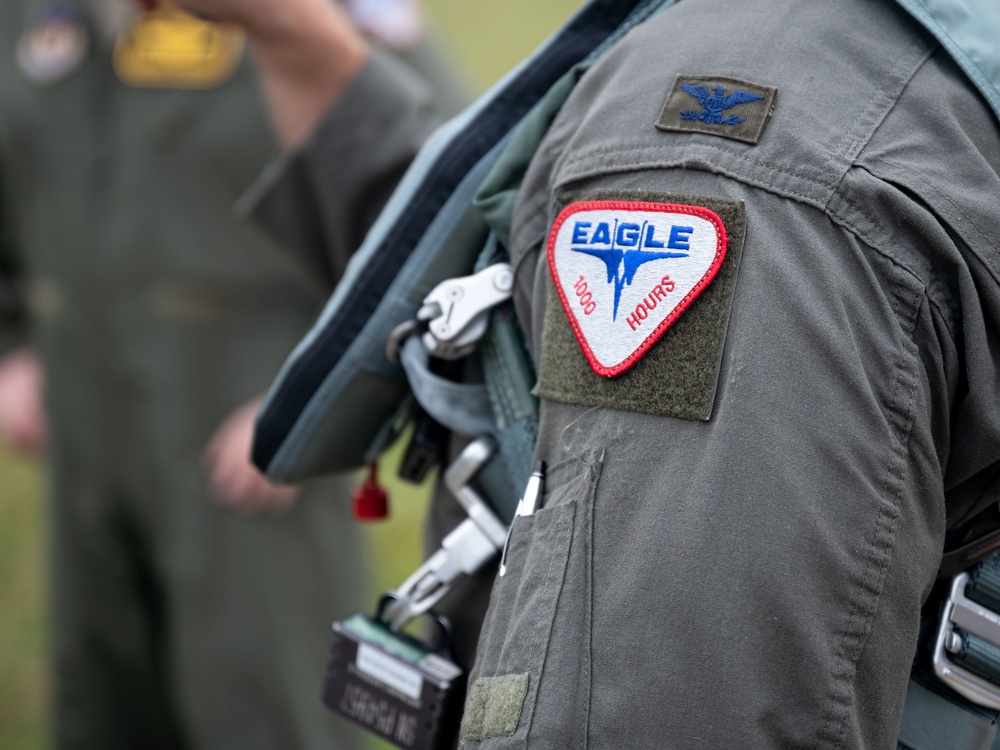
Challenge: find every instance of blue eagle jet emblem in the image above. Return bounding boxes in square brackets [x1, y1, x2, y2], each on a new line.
[680, 83, 764, 126]
[572, 219, 689, 321]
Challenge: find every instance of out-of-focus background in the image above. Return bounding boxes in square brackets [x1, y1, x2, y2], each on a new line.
[0, 1, 580, 748]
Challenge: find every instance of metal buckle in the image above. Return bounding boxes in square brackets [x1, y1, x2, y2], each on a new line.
[933, 572, 1000, 710]
[380, 437, 506, 631]
[418, 263, 514, 360]
[384, 263, 514, 364]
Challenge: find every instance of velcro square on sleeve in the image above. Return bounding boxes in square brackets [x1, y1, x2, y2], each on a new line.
[538, 191, 746, 420]
[460, 674, 529, 742]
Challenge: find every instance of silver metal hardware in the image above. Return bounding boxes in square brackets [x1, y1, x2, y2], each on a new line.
[383, 264, 515, 364]
[382, 438, 506, 630]
[442, 438, 508, 548]
[385, 319, 422, 365]
[932, 573, 1000, 710]
[418, 264, 514, 360]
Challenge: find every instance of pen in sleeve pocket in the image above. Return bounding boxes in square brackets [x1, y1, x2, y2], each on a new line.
[498, 460, 546, 577]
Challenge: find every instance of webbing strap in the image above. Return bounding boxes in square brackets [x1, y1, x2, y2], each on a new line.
[898, 679, 998, 750]
[399, 336, 496, 437]
[932, 554, 1000, 701]
[944, 558, 1000, 692]
[471, 235, 539, 524]
[954, 632, 1000, 690]
[482, 319, 539, 523]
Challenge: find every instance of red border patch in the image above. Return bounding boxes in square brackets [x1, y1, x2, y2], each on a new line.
[547, 200, 728, 377]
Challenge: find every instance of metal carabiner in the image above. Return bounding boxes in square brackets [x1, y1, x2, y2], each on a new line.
[381, 437, 506, 631]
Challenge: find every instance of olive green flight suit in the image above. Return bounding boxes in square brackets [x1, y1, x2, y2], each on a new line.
[244, 0, 1000, 746]
[0, 2, 467, 748]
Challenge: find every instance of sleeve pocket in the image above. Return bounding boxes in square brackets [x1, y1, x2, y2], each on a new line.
[461, 450, 602, 746]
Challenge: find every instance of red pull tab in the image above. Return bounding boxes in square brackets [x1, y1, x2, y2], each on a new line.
[352, 463, 389, 521]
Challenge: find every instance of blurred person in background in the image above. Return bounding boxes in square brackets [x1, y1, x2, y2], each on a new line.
[0, 1, 467, 748]
[140, 0, 1000, 748]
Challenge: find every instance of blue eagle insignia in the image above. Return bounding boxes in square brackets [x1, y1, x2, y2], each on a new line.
[571, 218, 688, 321]
[680, 84, 764, 126]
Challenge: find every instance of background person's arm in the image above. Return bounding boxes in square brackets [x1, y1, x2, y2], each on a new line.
[0, 349, 46, 459]
[0, 120, 45, 459]
[144, 0, 368, 149]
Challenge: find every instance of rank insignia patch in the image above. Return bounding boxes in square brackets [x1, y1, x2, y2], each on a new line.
[548, 200, 727, 377]
[657, 75, 777, 145]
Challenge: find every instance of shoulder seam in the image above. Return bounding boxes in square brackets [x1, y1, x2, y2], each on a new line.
[552, 142, 927, 288]
[811, 41, 937, 204]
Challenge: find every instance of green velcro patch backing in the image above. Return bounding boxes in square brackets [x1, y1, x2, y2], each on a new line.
[656, 75, 777, 145]
[538, 190, 746, 420]
[460, 674, 530, 742]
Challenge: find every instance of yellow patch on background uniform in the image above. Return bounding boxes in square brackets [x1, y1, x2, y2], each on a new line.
[113, 2, 244, 89]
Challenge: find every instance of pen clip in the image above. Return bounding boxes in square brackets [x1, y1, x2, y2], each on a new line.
[498, 460, 546, 577]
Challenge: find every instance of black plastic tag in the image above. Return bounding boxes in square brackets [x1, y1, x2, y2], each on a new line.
[324, 614, 465, 749]
[399, 408, 448, 484]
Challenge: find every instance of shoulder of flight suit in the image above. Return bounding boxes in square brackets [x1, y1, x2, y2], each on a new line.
[474, 0, 1000, 747]
[242, 46, 445, 288]
[509, 0, 1000, 524]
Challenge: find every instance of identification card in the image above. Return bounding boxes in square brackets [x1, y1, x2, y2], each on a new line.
[325, 614, 465, 750]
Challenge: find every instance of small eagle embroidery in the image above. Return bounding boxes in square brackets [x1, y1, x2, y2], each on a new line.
[679, 84, 764, 126]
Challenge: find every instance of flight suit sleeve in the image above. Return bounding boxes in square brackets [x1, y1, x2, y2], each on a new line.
[239, 47, 442, 288]
[459, 5, 1000, 748]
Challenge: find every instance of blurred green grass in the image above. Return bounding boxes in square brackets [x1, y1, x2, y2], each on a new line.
[0, 447, 48, 750]
[426, 0, 585, 90]
[0, 2, 582, 749]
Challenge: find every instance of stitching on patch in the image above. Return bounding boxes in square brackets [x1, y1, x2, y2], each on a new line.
[656, 75, 777, 145]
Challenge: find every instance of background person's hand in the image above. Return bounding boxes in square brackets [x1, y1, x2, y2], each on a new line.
[130, 0, 368, 149]
[0, 348, 47, 459]
[203, 396, 301, 514]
